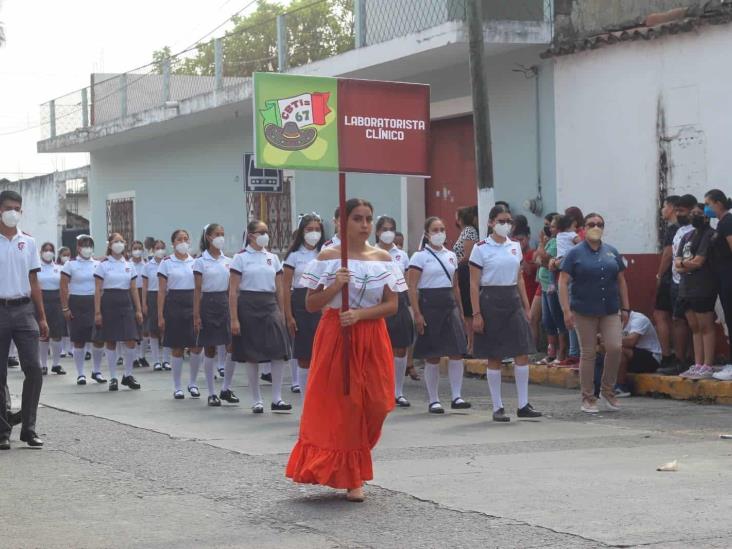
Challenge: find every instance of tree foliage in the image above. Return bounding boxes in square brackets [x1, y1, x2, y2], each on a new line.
[152, 0, 354, 76]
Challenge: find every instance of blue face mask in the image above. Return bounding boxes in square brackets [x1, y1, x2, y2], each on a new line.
[704, 205, 717, 219]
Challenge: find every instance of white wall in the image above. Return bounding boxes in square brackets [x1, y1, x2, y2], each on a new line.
[0, 175, 64, 247]
[553, 24, 732, 254]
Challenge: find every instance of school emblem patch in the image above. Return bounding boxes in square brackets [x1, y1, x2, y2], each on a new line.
[267, 258, 273, 266]
[17, 242, 25, 251]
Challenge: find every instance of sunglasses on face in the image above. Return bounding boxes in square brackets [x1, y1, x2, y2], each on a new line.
[586, 222, 605, 229]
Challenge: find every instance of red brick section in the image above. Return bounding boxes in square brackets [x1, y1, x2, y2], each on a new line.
[644, 7, 688, 28]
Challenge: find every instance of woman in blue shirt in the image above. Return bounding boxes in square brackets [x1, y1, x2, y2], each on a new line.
[558, 213, 630, 415]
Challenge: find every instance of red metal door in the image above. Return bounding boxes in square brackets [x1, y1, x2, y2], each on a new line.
[427, 115, 477, 245]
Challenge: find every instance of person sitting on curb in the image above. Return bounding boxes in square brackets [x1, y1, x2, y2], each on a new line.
[615, 310, 662, 397]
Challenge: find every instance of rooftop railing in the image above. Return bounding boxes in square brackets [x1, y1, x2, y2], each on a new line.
[40, 0, 552, 140]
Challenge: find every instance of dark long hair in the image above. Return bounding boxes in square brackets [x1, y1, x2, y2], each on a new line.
[565, 206, 585, 228]
[690, 206, 713, 254]
[56, 246, 71, 265]
[171, 229, 189, 244]
[199, 223, 222, 253]
[456, 205, 478, 231]
[286, 214, 325, 259]
[705, 189, 732, 210]
[40, 241, 55, 254]
[345, 198, 373, 218]
[106, 233, 124, 256]
[421, 216, 441, 248]
[243, 219, 265, 247]
[75, 235, 94, 257]
[376, 215, 397, 237]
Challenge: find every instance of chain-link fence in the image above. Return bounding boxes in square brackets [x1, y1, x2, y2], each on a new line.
[41, 0, 553, 140]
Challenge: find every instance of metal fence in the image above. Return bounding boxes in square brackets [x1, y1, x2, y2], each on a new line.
[40, 0, 553, 140]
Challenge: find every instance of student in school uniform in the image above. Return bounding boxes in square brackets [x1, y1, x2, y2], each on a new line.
[283, 214, 325, 396]
[322, 207, 341, 249]
[93, 233, 143, 392]
[56, 246, 73, 358]
[376, 216, 414, 407]
[157, 229, 203, 399]
[408, 217, 471, 414]
[229, 220, 292, 413]
[142, 240, 168, 371]
[38, 243, 67, 376]
[0, 190, 49, 449]
[60, 235, 107, 385]
[193, 224, 236, 407]
[130, 240, 150, 368]
[469, 204, 542, 422]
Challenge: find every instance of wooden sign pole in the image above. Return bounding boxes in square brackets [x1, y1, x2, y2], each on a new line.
[339, 171, 351, 396]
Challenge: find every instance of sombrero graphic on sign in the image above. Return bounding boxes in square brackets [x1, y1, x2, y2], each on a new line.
[261, 92, 331, 151]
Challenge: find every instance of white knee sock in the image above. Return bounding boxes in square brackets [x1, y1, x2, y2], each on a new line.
[394, 356, 408, 397]
[124, 346, 136, 377]
[63, 337, 72, 354]
[448, 360, 464, 401]
[222, 354, 235, 391]
[106, 348, 118, 379]
[85, 342, 91, 354]
[270, 359, 285, 404]
[246, 362, 263, 404]
[39, 340, 50, 369]
[424, 362, 440, 404]
[172, 356, 183, 392]
[204, 355, 216, 396]
[261, 362, 271, 376]
[514, 364, 530, 409]
[298, 367, 309, 395]
[136, 341, 144, 360]
[487, 369, 504, 412]
[217, 345, 226, 368]
[92, 347, 104, 374]
[163, 347, 171, 364]
[150, 338, 160, 364]
[189, 351, 202, 388]
[290, 358, 299, 387]
[51, 340, 62, 367]
[74, 348, 85, 376]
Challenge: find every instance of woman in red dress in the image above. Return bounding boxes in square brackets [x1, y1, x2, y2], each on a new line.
[286, 198, 407, 502]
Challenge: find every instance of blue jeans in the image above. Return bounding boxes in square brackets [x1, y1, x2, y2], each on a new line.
[541, 290, 567, 336]
[569, 328, 579, 358]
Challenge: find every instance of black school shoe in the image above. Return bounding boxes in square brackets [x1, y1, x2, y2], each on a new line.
[428, 402, 445, 414]
[8, 356, 19, 367]
[77, 375, 87, 386]
[108, 378, 119, 392]
[19, 431, 44, 448]
[91, 372, 107, 384]
[271, 400, 292, 411]
[139, 358, 150, 368]
[0, 437, 9, 450]
[219, 390, 240, 404]
[451, 397, 472, 409]
[85, 351, 91, 361]
[121, 375, 141, 390]
[51, 365, 67, 375]
[492, 408, 510, 422]
[41, 366, 48, 375]
[208, 395, 222, 407]
[132, 359, 141, 369]
[260, 373, 272, 383]
[517, 403, 542, 418]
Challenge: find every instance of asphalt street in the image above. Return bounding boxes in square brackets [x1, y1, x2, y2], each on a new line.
[2, 356, 731, 548]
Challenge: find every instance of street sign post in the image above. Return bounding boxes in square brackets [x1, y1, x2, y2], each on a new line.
[253, 72, 430, 394]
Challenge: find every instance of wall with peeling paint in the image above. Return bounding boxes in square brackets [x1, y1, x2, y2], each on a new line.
[0, 175, 65, 247]
[553, 23, 732, 255]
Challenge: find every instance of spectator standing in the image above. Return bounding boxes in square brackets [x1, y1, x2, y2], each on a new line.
[453, 206, 479, 356]
[653, 196, 680, 368]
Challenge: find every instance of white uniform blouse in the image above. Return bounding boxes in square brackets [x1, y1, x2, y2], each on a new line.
[283, 246, 319, 289]
[157, 255, 195, 290]
[230, 246, 282, 293]
[142, 259, 163, 292]
[94, 256, 136, 290]
[388, 245, 409, 274]
[61, 257, 99, 296]
[408, 247, 458, 289]
[131, 260, 146, 289]
[38, 261, 62, 291]
[192, 251, 231, 293]
[468, 236, 522, 287]
[300, 258, 406, 309]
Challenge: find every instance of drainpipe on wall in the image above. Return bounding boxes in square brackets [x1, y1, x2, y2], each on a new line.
[467, 0, 495, 239]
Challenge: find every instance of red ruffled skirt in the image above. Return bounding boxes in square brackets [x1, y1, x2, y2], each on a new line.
[286, 308, 395, 489]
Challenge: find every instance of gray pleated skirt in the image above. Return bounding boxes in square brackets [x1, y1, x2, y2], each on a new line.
[146, 290, 160, 337]
[98, 289, 139, 342]
[232, 291, 291, 363]
[386, 291, 414, 349]
[291, 287, 320, 361]
[473, 286, 535, 360]
[42, 290, 67, 339]
[197, 291, 231, 347]
[163, 290, 195, 349]
[68, 294, 97, 343]
[413, 288, 467, 359]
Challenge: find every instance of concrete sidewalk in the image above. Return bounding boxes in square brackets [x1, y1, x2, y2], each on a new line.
[3, 356, 731, 548]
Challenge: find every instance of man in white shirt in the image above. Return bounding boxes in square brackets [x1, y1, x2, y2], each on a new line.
[616, 310, 662, 396]
[0, 190, 48, 449]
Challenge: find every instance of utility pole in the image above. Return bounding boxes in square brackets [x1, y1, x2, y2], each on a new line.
[467, 0, 494, 238]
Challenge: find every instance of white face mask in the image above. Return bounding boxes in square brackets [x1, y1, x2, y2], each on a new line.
[211, 236, 226, 250]
[1, 209, 21, 228]
[175, 242, 190, 255]
[380, 231, 396, 245]
[41, 251, 55, 263]
[132, 249, 143, 258]
[154, 248, 166, 259]
[493, 222, 512, 238]
[429, 232, 446, 248]
[111, 242, 125, 255]
[79, 247, 93, 259]
[60, 256, 70, 265]
[304, 231, 321, 247]
[255, 233, 270, 248]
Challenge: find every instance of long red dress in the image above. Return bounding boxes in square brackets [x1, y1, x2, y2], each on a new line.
[286, 258, 407, 489]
